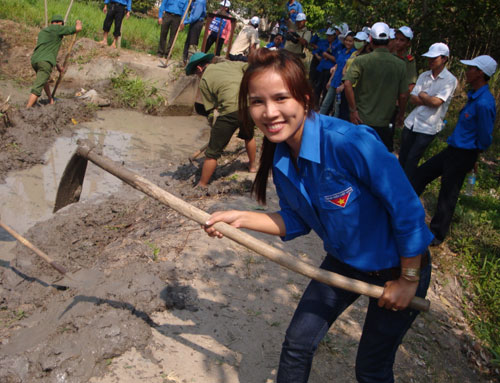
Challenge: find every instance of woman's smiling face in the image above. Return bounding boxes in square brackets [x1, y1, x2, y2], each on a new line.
[248, 69, 307, 156]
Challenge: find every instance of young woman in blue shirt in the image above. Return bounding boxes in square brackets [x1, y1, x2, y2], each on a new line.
[204, 49, 433, 382]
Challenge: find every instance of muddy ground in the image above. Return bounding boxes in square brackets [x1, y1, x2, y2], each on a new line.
[0, 19, 498, 383]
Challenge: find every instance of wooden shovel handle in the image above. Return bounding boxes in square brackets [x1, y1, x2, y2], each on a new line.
[52, 33, 78, 99]
[0, 220, 67, 275]
[189, 142, 208, 162]
[74, 143, 430, 312]
[163, 0, 194, 66]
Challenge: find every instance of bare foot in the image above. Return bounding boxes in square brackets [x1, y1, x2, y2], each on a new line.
[111, 43, 117, 49]
[99, 39, 107, 45]
[248, 163, 257, 173]
[49, 99, 55, 105]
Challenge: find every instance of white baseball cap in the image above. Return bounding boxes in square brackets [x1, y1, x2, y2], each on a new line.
[460, 55, 498, 77]
[398, 26, 413, 40]
[220, 0, 230, 8]
[354, 31, 369, 42]
[422, 42, 450, 58]
[295, 13, 306, 22]
[339, 22, 349, 36]
[370, 22, 390, 40]
[326, 28, 336, 36]
[250, 16, 260, 26]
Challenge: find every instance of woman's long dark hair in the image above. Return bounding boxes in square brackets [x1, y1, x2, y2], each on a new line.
[238, 49, 315, 204]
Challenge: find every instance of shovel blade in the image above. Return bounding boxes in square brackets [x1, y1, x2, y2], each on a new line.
[53, 152, 88, 213]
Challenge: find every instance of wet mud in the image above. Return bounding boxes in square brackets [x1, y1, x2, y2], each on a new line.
[0, 99, 96, 183]
[0, 196, 204, 383]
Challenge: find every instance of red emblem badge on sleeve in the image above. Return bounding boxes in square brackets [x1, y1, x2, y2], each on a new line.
[325, 187, 353, 208]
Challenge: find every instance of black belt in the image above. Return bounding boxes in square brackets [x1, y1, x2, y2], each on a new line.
[111, 1, 126, 6]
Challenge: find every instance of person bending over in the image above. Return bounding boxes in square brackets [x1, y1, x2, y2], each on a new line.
[27, 16, 82, 108]
[204, 48, 432, 382]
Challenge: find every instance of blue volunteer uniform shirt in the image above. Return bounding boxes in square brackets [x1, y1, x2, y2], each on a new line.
[330, 47, 356, 88]
[311, 38, 328, 57]
[286, 0, 303, 23]
[184, 0, 206, 24]
[447, 84, 496, 151]
[105, 0, 132, 12]
[273, 113, 433, 272]
[159, 0, 189, 18]
[266, 41, 285, 49]
[316, 38, 343, 72]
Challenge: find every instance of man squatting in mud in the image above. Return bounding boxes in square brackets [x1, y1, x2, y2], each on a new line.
[185, 52, 257, 187]
[27, 15, 83, 108]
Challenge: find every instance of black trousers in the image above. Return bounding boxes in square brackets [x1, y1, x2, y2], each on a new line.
[158, 12, 181, 57]
[102, 2, 127, 37]
[369, 125, 394, 152]
[313, 69, 331, 108]
[412, 146, 478, 241]
[398, 127, 436, 182]
[308, 55, 320, 86]
[338, 90, 350, 122]
[183, 19, 204, 62]
[204, 31, 224, 56]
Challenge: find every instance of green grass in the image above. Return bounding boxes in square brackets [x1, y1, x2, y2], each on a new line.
[420, 88, 500, 366]
[0, 0, 189, 57]
[111, 66, 165, 113]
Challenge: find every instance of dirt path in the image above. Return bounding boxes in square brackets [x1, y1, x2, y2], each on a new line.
[0, 19, 497, 383]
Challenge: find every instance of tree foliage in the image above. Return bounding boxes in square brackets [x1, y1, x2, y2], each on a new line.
[306, 0, 500, 69]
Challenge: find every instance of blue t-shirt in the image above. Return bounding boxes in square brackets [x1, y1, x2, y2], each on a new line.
[447, 84, 496, 151]
[158, 0, 189, 18]
[266, 41, 285, 49]
[273, 113, 432, 272]
[105, 0, 132, 12]
[330, 47, 356, 88]
[286, 0, 303, 22]
[184, 0, 206, 24]
[315, 38, 341, 72]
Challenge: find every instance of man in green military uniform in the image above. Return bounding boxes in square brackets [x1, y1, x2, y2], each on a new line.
[185, 52, 256, 187]
[27, 15, 83, 108]
[344, 22, 408, 151]
[394, 26, 417, 93]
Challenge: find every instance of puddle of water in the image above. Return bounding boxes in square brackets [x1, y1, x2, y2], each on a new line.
[0, 109, 209, 260]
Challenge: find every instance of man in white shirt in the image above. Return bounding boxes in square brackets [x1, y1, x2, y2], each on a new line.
[399, 42, 457, 181]
[229, 16, 260, 61]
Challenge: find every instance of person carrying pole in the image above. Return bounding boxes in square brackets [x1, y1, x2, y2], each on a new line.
[99, 0, 132, 48]
[203, 48, 433, 382]
[157, 0, 189, 58]
[180, 0, 206, 64]
[27, 15, 82, 108]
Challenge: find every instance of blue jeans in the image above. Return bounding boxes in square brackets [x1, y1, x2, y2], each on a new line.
[277, 254, 431, 383]
[319, 86, 336, 115]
